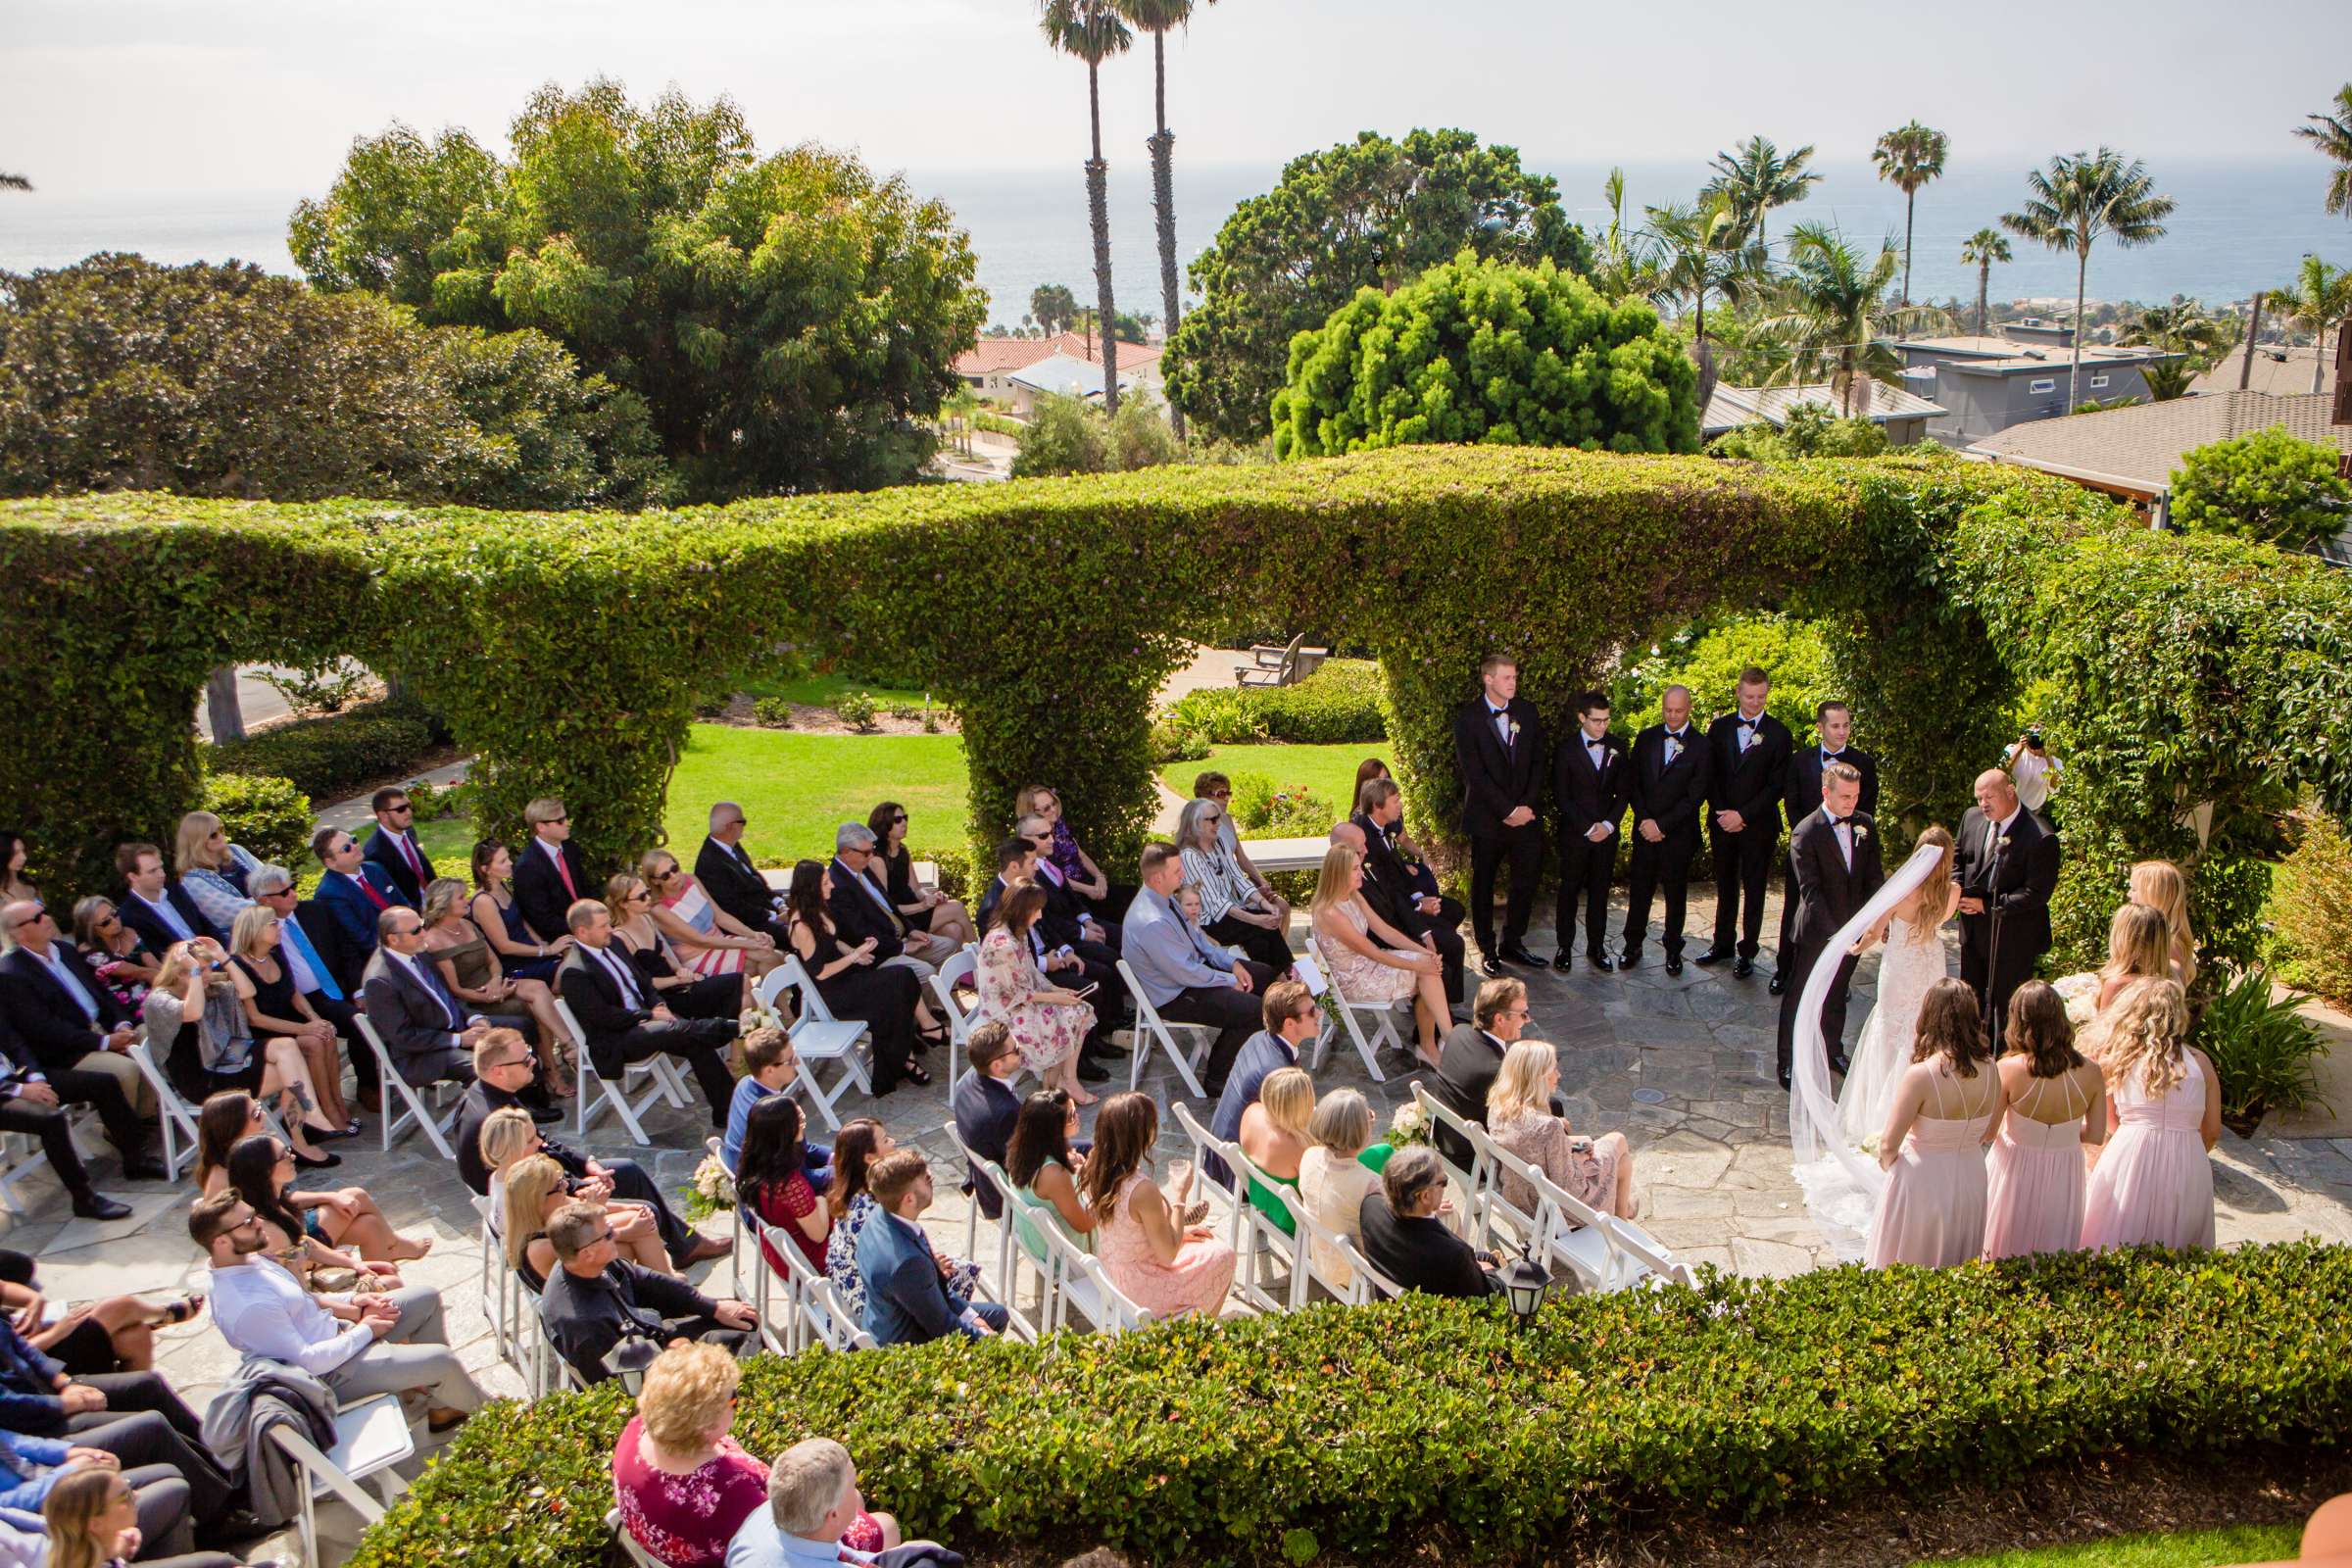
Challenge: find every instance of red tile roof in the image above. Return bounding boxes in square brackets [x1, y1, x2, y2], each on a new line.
[955, 330, 1163, 377]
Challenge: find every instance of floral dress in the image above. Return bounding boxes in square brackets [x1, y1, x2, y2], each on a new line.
[825, 1190, 981, 1323]
[974, 928, 1093, 1073]
[611, 1418, 882, 1568]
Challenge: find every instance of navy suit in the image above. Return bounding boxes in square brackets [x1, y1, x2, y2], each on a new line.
[950, 1068, 1022, 1220]
[312, 866, 400, 963]
[1203, 1029, 1299, 1190]
[361, 826, 433, 907]
[115, 886, 220, 954]
[856, 1208, 1005, 1346]
[0, 942, 129, 1073]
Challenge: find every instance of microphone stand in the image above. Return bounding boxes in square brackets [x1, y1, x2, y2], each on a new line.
[1980, 826, 2007, 1045]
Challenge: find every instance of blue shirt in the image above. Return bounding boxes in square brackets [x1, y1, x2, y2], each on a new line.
[1120, 887, 1236, 1009]
[725, 1509, 877, 1568]
[720, 1078, 832, 1192]
[0, 1430, 72, 1510]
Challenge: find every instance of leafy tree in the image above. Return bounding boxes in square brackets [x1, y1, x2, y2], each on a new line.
[2295, 83, 2352, 219]
[2170, 425, 2352, 550]
[1039, 1, 1133, 415]
[2000, 148, 2176, 409]
[1757, 223, 1947, 416]
[2264, 255, 2352, 390]
[1642, 191, 1756, 411]
[1958, 226, 2012, 335]
[1162, 128, 1592, 443]
[2125, 296, 2226, 361]
[2142, 358, 2196, 400]
[1702, 135, 1820, 258]
[1706, 403, 1890, 461]
[1010, 391, 1181, 476]
[1116, 0, 1213, 438]
[1270, 251, 1696, 460]
[1030, 283, 1080, 336]
[290, 79, 986, 496]
[1872, 121, 1948, 308]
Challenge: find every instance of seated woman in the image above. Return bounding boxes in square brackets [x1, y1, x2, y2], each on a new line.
[1487, 1038, 1638, 1222]
[609, 873, 744, 1024]
[640, 850, 779, 982]
[1004, 1087, 1098, 1250]
[976, 883, 1098, 1106]
[1237, 1066, 1315, 1238]
[1176, 798, 1293, 978]
[1297, 1088, 1393, 1289]
[867, 801, 976, 956]
[172, 809, 258, 935]
[0, 830, 33, 906]
[1308, 842, 1446, 1066]
[786, 860, 926, 1091]
[1018, 783, 1129, 919]
[71, 896, 160, 1014]
[191, 1090, 421, 1260]
[823, 1120, 979, 1323]
[42, 1459, 236, 1568]
[471, 839, 568, 983]
[738, 1094, 828, 1276]
[2129, 859, 2199, 992]
[145, 940, 340, 1165]
[1082, 1093, 1235, 1319]
[226, 1134, 404, 1294]
[0, 1248, 201, 1379]
[479, 1107, 671, 1280]
[612, 1343, 898, 1568]
[419, 877, 572, 1096]
[225, 906, 354, 1137]
[497, 1153, 570, 1292]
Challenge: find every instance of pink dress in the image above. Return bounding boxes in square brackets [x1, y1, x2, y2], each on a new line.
[1488, 1110, 1620, 1219]
[1982, 1070, 2094, 1260]
[975, 928, 1093, 1073]
[1317, 901, 1419, 1005]
[1865, 1066, 1997, 1269]
[662, 878, 743, 976]
[2082, 1056, 2215, 1251]
[1095, 1171, 1235, 1318]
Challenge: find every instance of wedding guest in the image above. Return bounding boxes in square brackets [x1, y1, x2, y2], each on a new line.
[2082, 978, 2219, 1251]
[785, 862, 925, 1092]
[36, 1454, 222, 1568]
[0, 900, 158, 1122]
[1236, 1065, 1314, 1238]
[0, 1004, 142, 1221]
[0, 835, 32, 906]
[1019, 784, 1132, 917]
[193, 1091, 420, 1261]
[725, 1440, 903, 1568]
[539, 1203, 755, 1383]
[1486, 1039, 1637, 1221]
[1188, 774, 1283, 921]
[1308, 843, 1446, 1066]
[1427, 978, 1532, 1169]
[642, 851, 780, 982]
[866, 803, 976, 954]
[855, 1151, 1005, 1344]
[721, 1027, 807, 1176]
[2093, 904, 2176, 1017]
[823, 1122, 980, 1326]
[1357, 1146, 1498, 1298]
[825, 826, 939, 999]
[2128, 859, 2198, 991]
[360, 788, 434, 907]
[245, 865, 363, 1066]
[739, 1097, 829, 1277]
[949, 1023, 1023, 1219]
[1952, 769, 2061, 1044]
[1351, 775, 1466, 1004]
[1204, 980, 1320, 1189]
[1176, 800, 1292, 978]
[1013, 815, 1127, 1019]
[224, 906, 352, 1133]
[362, 908, 487, 1092]
[1551, 691, 1629, 973]
[71, 900, 159, 1015]
[512, 799, 592, 950]
[1297, 1089, 1392, 1290]
[144, 941, 334, 1163]
[556, 901, 737, 1124]
[1983, 981, 2105, 1260]
[1081, 1093, 1234, 1318]
[1697, 667, 1792, 978]
[610, 874, 746, 1024]
[1622, 685, 1711, 975]
[1122, 844, 1274, 1096]
[170, 813, 257, 936]
[224, 1135, 402, 1294]
[419, 879, 570, 1095]
[1452, 655, 1545, 974]
[1004, 1089, 1098, 1246]
[611, 1344, 779, 1568]
[1866, 980, 2007, 1270]
[304, 831, 395, 972]
[974, 885, 1097, 1104]
[470, 840, 568, 983]
[496, 1140, 670, 1286]
[113, 844, 220, 955]
[1775, 701, 1879, 995]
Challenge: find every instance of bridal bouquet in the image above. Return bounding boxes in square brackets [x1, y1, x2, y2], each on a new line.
[688, 1152, 736, 1219]
[1389, 1101, 1432, 1148]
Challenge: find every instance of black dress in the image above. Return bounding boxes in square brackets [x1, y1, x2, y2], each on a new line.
[617, 931, 740, 1022]
[799, 918, 919, 1091]
[879, 848, 935, 934]
[231, 955, 304, 1040]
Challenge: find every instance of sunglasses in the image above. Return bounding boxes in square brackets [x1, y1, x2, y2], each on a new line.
[6, 906, 44, 929]
[890, 813, 908, 825]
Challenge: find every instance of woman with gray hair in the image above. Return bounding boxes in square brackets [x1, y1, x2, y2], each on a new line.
[1297, 1088, 1395, 1289]
[1176, 796, 1294, 977]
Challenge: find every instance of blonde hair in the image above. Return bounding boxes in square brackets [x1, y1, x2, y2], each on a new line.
[228, 904, 277, 959]
[1257, 1067, 1315, 1138]
[1309, 843, 1359, 916]
[1307, 1088, 1373, 1158]
[523, 798, 567, 827]
[152, 939, 226, 996]
[637, 850, 681, 890]
[2099, 903, 2173, 987]
[174, 810, 228, 875]
[635, 1342, 742, 1453]
[2129, 859, 2197, 990]
[421, 877, 469, 925]
[1487, 1038, 1559, 1123]
[2094, 977, 2192, 1100]
[1894, 826, 1955, 938]
[477, 1105, 538, 1177]
[606, 874, 645, 914]
[500, 1152, 565, 1270]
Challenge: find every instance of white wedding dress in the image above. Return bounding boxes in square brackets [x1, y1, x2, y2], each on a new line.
[1835, 917, 1952, 1148]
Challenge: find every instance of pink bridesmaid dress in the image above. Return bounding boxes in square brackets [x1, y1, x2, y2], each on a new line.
[1983, 1071, 2093, 1259]
[1866, 1067, 1997, 1269]
[2082, 1055, 2215, 1251]
[1095, 1172, 1236, 1318]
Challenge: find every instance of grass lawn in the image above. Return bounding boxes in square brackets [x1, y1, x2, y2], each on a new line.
[1917, 1522, 2301, 1567]
[1158, 742, 1396, 823]
[733, 671, 932, 711]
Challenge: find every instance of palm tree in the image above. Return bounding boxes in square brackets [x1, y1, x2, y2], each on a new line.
[1872, 121, 1949, 309]
[1114, 0, 1211, 438]
[2265, 255, 2352, 391]
[0, 173, 28, 191]
[2294, 83, 2352, 218]
[1757, 223, 1948, 416]
[2000, 149, 2176, 408]
[1958, 227, 2012, 335]
[1590, 169, 1661, 303]
[2141, 360, 2195, 401]
[1642, 191, 1756, 411]
[1040, 0, 1134, 414]
[1702, 136, 1820, 259]
[2124, 296, 2226, 361]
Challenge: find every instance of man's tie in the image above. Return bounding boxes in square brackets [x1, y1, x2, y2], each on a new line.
[553, 848, 578, 901]
[411, 955, 463, 1030]
[282, 919, 342, 1002]
[399, 833, 424, 881]
[598, 946, 643, 1010]
[352, 872, 389, 912]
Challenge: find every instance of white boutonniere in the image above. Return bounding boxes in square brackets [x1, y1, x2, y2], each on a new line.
[1507, 718, 1521, 742]
[1853, 825, 1870, 842]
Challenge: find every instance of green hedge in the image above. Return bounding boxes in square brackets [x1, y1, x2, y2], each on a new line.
[1161, 658, 1386, 746]
[197, 772, 311, 870]
[351, 1243, 2352, 1568]
[203, 694, 443, 804]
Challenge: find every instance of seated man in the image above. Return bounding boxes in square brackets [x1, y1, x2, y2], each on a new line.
[360, 907, 485, 1090]
[949, 1022, 1022, 1220]
[112, 843, 221, 955]
[855, 1152, 1005, 1346]
[697, 801, 791, 947]
[1017, 813, 1120, 955]
[1202, 980, 1319, 1190]
[1427, 977, 1536, 1170]
[538, 1202, 755, 1385]
[0, 901, 157, 1127]
[307, 827, 402, 970]
[1353, 778, 1466, 1007]
[720, 1027, 830, 1190]
[725, 1439, 918, 1568]
[825, 824, 934, 982]
[455, 1030, 731, 1267]
[1357, 1147, 1498, 1299]
[192, 1190, 480, 1431]
[554, 900, 736, 1129]
[1121, 843, 1275, 1097]
[512, 798, 593, 950]
[0, 1005, 136, 1219]
[245, 864, 360, 1044]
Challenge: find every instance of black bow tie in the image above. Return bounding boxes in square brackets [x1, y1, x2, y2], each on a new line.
[1739, 716, 1760, 728]
[1823, 749, 1843, 759]
[1824, 815, 1842, 829]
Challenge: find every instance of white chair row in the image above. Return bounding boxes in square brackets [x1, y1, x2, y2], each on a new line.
[755, 961, 873, 1132]
[1167, 1101, 1401, 1311]
[1297, 937, 1415, 1084]
[743, 1211, 876, 1353]
[270, 1393, 416, 1568]
[940, 1120, 1146, 1338]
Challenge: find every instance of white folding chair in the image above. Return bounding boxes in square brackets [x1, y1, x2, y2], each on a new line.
[1115, 958, 1213, 1098]
[1407, 1080, 1497, 1248]
[1271, 1181, 1390, 1307]
[1602, 1213, 1696, 1290]
[129, 1039, 205, 1179]
[1215, 1129, 1304, 1314]
[1474, 1127, 1617, 1292]
[352, 1016, 461, 1160]
[554, 999, 688, 1147]
[606, 1507, 669, 1568]
[270, 1394, 415, 1568]
[940, 1120, 1045, 1341]
[1033, 1207, 1152, 1336]
[1299, 934, 1407, 1082]
[757, 962, 871, 1132]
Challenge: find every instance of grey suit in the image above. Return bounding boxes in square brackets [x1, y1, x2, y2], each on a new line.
[359, 950, 478, 1088]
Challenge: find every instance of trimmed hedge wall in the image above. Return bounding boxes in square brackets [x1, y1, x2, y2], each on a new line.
[350, 1244, 2352, 1568]
[204, 694, 443, 803]
[1161, 658, 1387, 746]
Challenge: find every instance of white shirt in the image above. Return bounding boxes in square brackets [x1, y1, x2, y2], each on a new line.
[205, 1258, 370, 1376]
[2011, 748, 2061, 810]
[591, 943, 644, 1009]
[28, 944, 97, 1024]
[1984, 807, 2022, 866]
[134, 891, 194, 942]
[1490, 705, 1512, 746]
[1662, 725, 1690, 762]
[276, 918, 321, 994]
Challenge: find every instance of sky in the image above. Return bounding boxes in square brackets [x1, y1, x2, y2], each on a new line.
[6, 0, 2350, 199]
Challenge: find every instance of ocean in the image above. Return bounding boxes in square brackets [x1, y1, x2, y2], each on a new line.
[3, 158, 2344, 329]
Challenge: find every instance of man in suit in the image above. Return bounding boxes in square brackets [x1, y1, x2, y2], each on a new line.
[513, 798, 592, 949]
[1622, 685, 1713, 976]
[1202, 980, 1319, 1189]
[249, 861, 378, 1110]
[0, 901, 157, 1124]
[695, 801, 790, 946]
[1352, 779, 1466, 1006]
[1773, 701, 1879, 996]
[555, 900, 736, 1127]
[1697, 668, 1792, 979]
[855, 1152, 1007, 1345]
[309, 826, 400, 969]
[113, 844, 220, 954]
[1357, 1147, 1499, 1298]
[538, 1202, 753, 1384]
[1552, 690, 1630, 972]
[1775, 762, 1886, 1090]
[1017, 813, 1121, 956]
[825, 823, 933, 980]
[0, 985, 138, 1217]
[1452, 655, 1547, 974]
[951, 1022, 1024, 1219]
[1953, 768, 2062, 1046]
[1426, 977, 1532, 1169]
[1122, 843, 1275, 1095]
[361, 907, 485, 1090]
[360, 788, 432, 907]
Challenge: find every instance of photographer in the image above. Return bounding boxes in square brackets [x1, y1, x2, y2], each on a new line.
[2003, 726, 2064, 830]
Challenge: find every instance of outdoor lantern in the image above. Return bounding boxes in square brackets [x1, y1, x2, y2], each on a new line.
[605, 1337, 662, 1395]
[1501, 1254, 1552, 1328]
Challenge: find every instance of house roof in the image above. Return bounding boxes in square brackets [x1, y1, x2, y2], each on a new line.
[953, 330, 1164, 378]
[1900, 334, 2174, 373]
[2188, 344, 2337, 399]
[1007, 352, 1136, 399]
[1968, 390, 2352, 497]
[1701, 382, 1945, 435]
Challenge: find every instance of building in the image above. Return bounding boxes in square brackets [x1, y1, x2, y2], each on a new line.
[1895, 320, 2179, 445]
[1701, 382, 1946, 446]
[2188, 343, 2338, 400]
[1003, 352, 1138, 416]
[953, 331, 1164, 406]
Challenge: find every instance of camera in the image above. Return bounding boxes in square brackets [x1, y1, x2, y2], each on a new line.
[2023, 726, 2044, 753]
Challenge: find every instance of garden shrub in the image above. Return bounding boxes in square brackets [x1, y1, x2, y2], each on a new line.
[833, 690, 878, 732]
[1162, 659, 1385, 745]
[349, 1242, 2352, 1568]
[2197, 965, 2330, 1132]
[205, 695, 442, 806]
[197, 772, 311, 870]
[750, 697, 793, 728]
[1606, 612, 1836, 739]
[1225, 771, 1335, 838]
[2169, 424, 2352, 551]
[2270, 805, 2352, 1007]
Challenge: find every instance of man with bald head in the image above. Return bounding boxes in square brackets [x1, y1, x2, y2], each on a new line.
[1622, 685, 1713, 976]
[1952, 768, 2061, 1045]
[695, 800, 790, 945]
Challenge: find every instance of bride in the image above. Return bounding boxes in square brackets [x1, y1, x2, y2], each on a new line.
[1836, 826, 1961, 1145]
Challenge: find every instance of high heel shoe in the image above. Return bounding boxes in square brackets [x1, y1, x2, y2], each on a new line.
[904, 1063, 933, 1087]
[292, 1148, 341, 1170]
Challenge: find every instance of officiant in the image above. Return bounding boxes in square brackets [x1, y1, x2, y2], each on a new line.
[1951, 769, 2061, 1046]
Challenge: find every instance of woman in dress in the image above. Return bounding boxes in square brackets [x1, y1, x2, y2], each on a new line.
[2081, 978, 2220, 1251]
[1176, 797, 1295, 978]
[1487, 1039, 1639, 1221]
[191, 1090, 421, 1259]
[471, 840, 569, 983]
[974, 882, 1097, 1104]
[738, 1094, 829, 1276]
[226, 906, 355, 1135]
[612, 1343, 897, 1568]
[1982, 980, 2106, 1260]
[71, 897, 160, 1013]
[608, 874, 744, 1024]
[2129, 859, 2198, 992]
[1297, 1089, 1393, 1290]
[823, 1120, 980, 1322]
[867, 802, 976, 957]
[418, 877, 573, 1094]
[1866, 978, 2007, 1269]
[785, 860, 926, 1091]
[1237, 1066, 1315, 1238]
[145, 939, 340, 1164]
[1837, 826, 1958, 1146]
[172, 810, 257, 934]
[1016, 783, 1120, 914]
[0, 830, 33, 906]
[2094, 903, 2176, 1016]
[640, 850, 779, 982]
[227, 1134, 404, 1293]
[1004, 1088, 1098, 1249]
[1308, 842, 1447, 1067]
[1082, 1093, 1235, 1319]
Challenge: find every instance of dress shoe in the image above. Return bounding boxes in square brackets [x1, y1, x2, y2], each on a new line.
[1076, 1057, 1111, 1083]
[1777, 1073, 1792, 1092]
[1588, 953, 1617, 973]
[1733, 956, 1755, 979]
[530, 1102, 564, 1124]
[681, 1233, 734, 1265]
[194, 1509, 271, 1550]
[291, 1149, 340, 1171]
[1691, 946, 1734, 966]
[120, 1158, 171, 1183]
[1664, 955, 1684, 977]
[1499, 944, 1544, 968]
[1767, 971, 1787, 997]
[358, 1091, 382, 1115]
[1618, 948, 1642, 968]
[1479, 955, 1505, 978]
[1090, 1039, 1131, 1059]
[70, 1192, 131, 1221]
[1552, 951, 1575, 971]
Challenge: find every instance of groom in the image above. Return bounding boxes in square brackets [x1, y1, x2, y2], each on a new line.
[1776, 761, 1885, 1091]
[1952, 768, 2061, 1047]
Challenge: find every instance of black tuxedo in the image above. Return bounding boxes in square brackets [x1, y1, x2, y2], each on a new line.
[1351, 811, 1465, 1004]
[1705, 712, 1792, 958]
[1778, 746, 1880, 961]
[1452, 695, 1546, 953]
[1775, 808, 1886, 1084]
[694, 836, 789, 944]
[1952, 807, 2061, 1042]
[1622, 723, 1712, 959]
[1552, 729, 1630, 958]
[513, 838, 592, 947]
[116, 886, 220, 955]
[555, 943, 735, 1126]
[361, 826, 433, 907]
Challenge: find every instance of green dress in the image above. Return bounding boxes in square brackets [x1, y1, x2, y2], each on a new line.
[1013, 1155, 1092, 1257]
[1248, 1168, 1302, 1236]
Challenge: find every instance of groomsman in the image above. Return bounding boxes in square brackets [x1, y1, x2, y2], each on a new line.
[1621, 685, 1711, 976]
[1776, 761, 1885, 1090]
[1451, 656, 1546, 976]
[1550, 690, 1629, 973]
[1696, 667, 1790, 979]
[1952, 768, 2060, 1045]
[1772, 701, 1879, 996]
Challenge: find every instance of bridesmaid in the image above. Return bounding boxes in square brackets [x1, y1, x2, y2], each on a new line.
[2093, 904, 2176, 1017]
[1866, 979, 2007, 1269]
[2128, 859, 2198, 992]
[1983, 981, 2105, 1259]
[2082, 978, 2220, 1251]
[1081, 1093, 1235, 1319]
